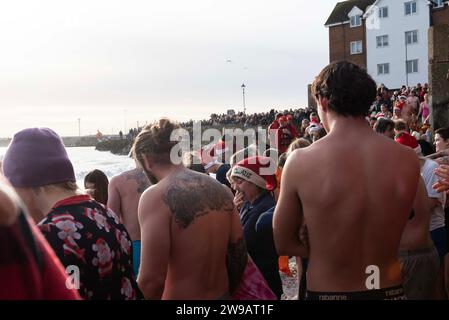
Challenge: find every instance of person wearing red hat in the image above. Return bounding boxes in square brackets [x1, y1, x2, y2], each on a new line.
[268, 113, 283, 131]
[274, 61, 419, 300]
[286, 115, 299, 140]
[276, 117, 294, 154]
[229, 156, 283, 299]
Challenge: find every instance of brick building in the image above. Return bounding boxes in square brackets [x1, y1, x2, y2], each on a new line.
[325, 0, 375, 69]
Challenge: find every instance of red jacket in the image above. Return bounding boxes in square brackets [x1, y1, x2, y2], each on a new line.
[0, 212, 81, 300]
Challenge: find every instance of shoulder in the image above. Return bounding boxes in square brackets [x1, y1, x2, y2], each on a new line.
[109, 174, 124, 187]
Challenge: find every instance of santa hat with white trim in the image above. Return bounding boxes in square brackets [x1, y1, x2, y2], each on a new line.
[229, 156, 277, 191]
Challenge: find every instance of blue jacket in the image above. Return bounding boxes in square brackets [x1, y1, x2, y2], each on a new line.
[240, 192, 283, 299]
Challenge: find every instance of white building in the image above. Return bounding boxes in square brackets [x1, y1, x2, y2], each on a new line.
[364, 0, 430, 89]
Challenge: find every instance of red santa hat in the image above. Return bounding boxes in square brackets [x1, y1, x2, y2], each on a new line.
[229, 156, 277, 191]
[395, 132, 422, 154]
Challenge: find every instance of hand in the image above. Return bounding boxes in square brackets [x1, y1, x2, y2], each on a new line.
[436, 156, 449, 166]
[433, 165, 449, 193]
[233, 191, 245, 211]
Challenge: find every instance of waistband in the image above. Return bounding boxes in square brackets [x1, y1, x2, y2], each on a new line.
[399, 246, 437, 258]
[306, 285, 406, 300]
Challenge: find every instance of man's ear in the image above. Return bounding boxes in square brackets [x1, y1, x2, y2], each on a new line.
[318, 97, 329, 113]
[140, 154, 153, 171]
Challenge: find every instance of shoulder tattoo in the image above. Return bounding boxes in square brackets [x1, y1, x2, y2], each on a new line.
[162, 172, 233, 229]
[123, 169, 151, 194]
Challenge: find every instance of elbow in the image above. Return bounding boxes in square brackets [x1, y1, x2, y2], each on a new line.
[138, 276, 164, 300]
[273, 234, 292, 256]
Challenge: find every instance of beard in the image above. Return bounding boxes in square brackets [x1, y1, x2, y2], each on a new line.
[143, 169, 159, 184]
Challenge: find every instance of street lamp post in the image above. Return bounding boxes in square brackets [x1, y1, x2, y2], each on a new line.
[405, 33, 409, 88]
[78, 118, 81, 137]
[241, 83, 246, 114]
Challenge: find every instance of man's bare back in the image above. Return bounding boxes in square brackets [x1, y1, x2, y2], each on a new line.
[275, 120, 419, 293]
[274, 62, 421, 297]
[137, 168, 246, 300]
[108, 168, 150, 241]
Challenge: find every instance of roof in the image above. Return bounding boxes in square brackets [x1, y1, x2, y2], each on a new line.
[325, 0, 376, 26]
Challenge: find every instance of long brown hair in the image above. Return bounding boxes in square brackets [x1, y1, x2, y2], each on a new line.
[84, 169, 109, 205]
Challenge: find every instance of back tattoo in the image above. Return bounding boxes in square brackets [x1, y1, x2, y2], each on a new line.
[163, 171, 234, 229]
[124, 169, 151, 194]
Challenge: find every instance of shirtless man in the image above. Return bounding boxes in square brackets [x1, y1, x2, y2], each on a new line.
[132, 118, 247, 300]
[399, 96, 415, 130]
[273, 61, 420, 300]
[108, 166, 150, 275]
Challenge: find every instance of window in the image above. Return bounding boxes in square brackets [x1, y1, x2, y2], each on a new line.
[405, 30, 418, 44]
[376, 35, 389, 47]
[379, 6, 388, 18]
[405, 1, 417, 15]
[377, 63, 390, 75]
[350, 15, 362, 27]
[350, 41, 363, 54]
[435, 0, 444, 8]
[406, 59, 419, 73]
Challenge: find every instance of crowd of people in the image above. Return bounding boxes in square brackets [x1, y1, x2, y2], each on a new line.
[1, 61, 449, 300]
[179, 108, 315, 129]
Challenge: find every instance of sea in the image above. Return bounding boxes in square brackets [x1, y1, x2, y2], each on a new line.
[0, 146, 135, 189]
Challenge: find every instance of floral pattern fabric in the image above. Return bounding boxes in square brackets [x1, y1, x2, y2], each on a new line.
[38, 195, 142, 300]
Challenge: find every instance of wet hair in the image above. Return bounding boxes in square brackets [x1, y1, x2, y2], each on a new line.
[435, 127, 449, 140]
[394, 120, 408, 132]
[374, 118, 395, 134]
[131, 118, 181, 165]
[311, 61, 377, 118]
[84, 169, 109, 205]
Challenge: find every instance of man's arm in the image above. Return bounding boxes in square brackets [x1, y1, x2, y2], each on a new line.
[137, 186, 170, 300]
[223, 187, 247, 293]
[107, 176, 123, 220]
[273, 151, 309, 257]
[426, 150, 449, 160]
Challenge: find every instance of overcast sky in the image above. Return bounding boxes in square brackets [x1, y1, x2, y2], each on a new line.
[0, 0, 338, 137]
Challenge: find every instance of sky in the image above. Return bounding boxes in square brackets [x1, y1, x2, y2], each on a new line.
[0, 0, 338, 137]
